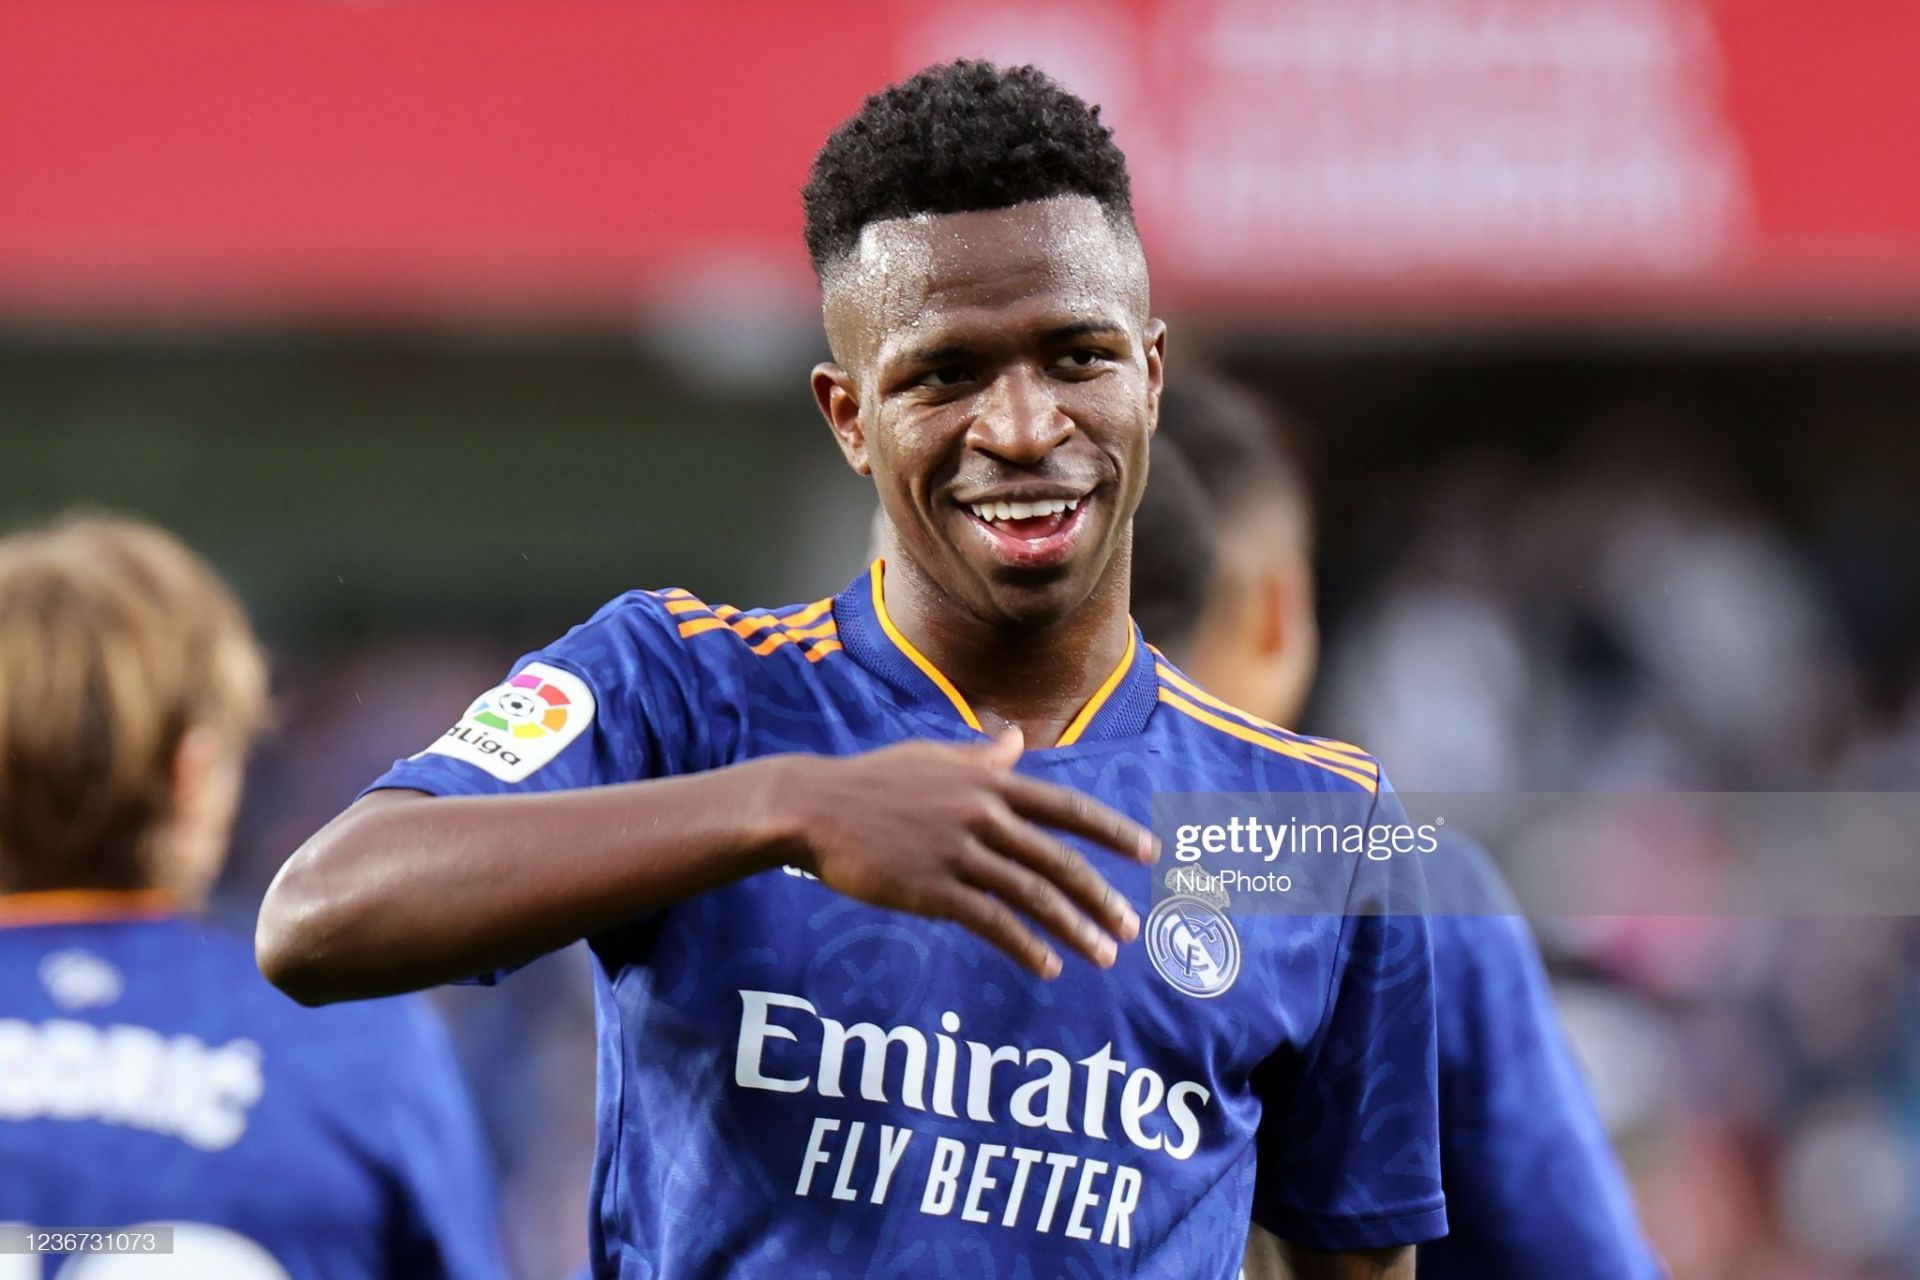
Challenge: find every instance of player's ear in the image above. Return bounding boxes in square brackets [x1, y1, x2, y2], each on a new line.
[812, 362, 871, 476]
[164, 724, 244, 906]
[1260, 557, 1317, 660]
[1142, 320, 1167, 437]
[1256, 566, 1288, 657]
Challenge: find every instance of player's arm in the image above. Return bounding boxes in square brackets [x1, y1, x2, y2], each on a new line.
[257, 731, 1154, 1005]
[1283, 1246, 1412, 1278]
[1245, 1228, 1413, 1278]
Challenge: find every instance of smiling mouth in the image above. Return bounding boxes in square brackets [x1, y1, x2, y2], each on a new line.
[957, 494, 1092, 569]
[965, 496, 1081, 539]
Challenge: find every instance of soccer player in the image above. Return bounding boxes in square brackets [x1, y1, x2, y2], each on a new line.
[0, 516, 505, 1280]
[259, 62, 1446, 1278]
[1135, 378, 1666, 1279]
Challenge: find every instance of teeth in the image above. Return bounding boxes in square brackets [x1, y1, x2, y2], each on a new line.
[968, 498, 1080, 523]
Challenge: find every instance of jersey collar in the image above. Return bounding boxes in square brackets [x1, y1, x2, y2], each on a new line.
[832, 560, 1158, 748]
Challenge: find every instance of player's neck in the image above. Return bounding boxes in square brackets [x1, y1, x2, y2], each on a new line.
[881, 557, 1133, 747]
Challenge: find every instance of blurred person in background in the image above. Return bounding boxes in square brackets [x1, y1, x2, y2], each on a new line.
[1134, 377, 1664, 1279]
[0, 515, 505, 1280]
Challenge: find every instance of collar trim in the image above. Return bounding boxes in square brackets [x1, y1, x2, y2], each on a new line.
[839, 560, 1155, 748]
[868, 559, 984, 732]
[1056, 627, 1137, 747]
[0, 888, 180, 929]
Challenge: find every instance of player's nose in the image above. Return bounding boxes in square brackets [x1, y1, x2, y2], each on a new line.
[965, 364, 1073, 466]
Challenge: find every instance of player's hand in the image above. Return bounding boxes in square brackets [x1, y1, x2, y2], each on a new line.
[777, 729, 1158, 978]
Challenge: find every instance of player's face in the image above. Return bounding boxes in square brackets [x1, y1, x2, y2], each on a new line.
[815, 197, 1165, 626]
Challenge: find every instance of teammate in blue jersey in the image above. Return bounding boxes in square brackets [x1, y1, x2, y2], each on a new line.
[1131, 376, 1666, 1279]
[0, 516, 505, 1280]
[260, 62, 1447, 1278]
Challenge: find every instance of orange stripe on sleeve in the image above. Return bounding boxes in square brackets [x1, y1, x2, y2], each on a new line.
[749, 620, 839, 656]
[728, 614, 783, 637]
[671, 593, 839, 660]
[752, 625, 837, 656]
[727, 598, 832, 640]
[1156, 688, 1379, 792]
[783, 620, 838, 642]
[781, 598, 835, 626]
[1154, 663, 1376, 770]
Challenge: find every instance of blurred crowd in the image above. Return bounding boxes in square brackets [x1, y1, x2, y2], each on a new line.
[1319, 420, 1920, 1280]
[1322, 428, 1919, 795]
[213, 404, 1919, 1280]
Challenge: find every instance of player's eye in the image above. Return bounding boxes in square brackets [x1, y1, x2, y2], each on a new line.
[1052, 348, 1108, 373]
[918, 366, 973, 390]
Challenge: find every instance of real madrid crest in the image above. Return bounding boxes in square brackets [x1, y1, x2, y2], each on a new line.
[1144, 893, 1241, 999]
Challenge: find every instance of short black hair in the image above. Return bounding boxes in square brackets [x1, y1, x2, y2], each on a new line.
[803, 60, 1135, 275]
[1129, 436, 1217, 663]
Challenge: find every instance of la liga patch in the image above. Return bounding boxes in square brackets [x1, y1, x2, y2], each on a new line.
[419, 661, 595, 783]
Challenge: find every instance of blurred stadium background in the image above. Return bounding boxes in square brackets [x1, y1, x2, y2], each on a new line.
[5, 2, 1918, 1277]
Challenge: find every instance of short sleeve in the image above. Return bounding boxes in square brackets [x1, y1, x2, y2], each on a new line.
[364, 591, 718, 801]
[1250, 774, 1448, 1251]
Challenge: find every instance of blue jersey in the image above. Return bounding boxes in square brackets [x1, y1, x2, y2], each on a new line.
[0, 897, 505, 1280]
[369, 562, 1446, 1279]
[1419, 839, 1665, 1280]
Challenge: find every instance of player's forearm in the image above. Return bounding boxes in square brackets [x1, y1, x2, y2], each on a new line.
[1272, 1244, 1414, 1279]
[256, 758, 805, 1004]
[1247, 1230, 1415, 1280]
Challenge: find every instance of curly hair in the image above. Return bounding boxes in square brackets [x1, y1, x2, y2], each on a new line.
[803, 60, 1135, 275]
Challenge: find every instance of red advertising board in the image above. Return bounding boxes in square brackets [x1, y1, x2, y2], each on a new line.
[1, 0, 1916, 324]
